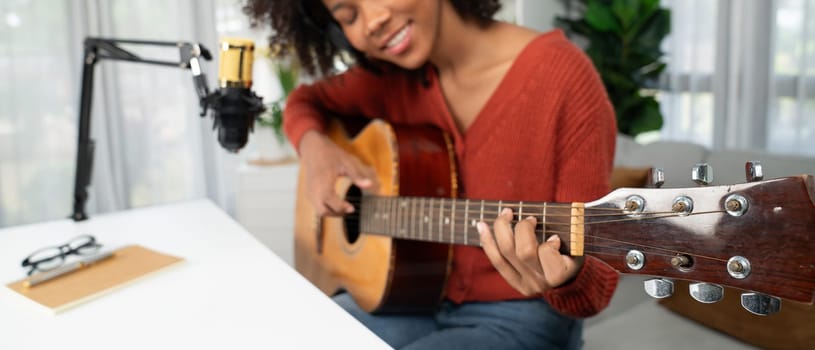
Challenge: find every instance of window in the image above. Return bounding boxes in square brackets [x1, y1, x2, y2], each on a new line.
[658, 0, 815, 157]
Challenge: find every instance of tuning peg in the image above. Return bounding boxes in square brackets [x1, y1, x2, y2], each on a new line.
[741, 292, 781, 316]
[647, 167, 665, 188]
[644, 278, 674, 299]
[689, 282, 724, 303]
[745, 161, 763, 182]
[692, 163, 713, 186]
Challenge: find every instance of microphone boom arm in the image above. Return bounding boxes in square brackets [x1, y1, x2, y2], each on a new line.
[72, 37, 215, 221]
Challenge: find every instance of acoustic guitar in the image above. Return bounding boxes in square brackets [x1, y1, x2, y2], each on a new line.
[294, 119, 815, 315]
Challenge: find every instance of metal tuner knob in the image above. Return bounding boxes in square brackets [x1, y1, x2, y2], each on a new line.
[741, 293, 781, 316]
[689, 282, 724, 303]
[644, 278, 674, 299]
[692, 163, 713, 186]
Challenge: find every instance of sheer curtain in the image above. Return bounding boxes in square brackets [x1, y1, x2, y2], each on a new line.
[0, 0, 241, 228]
[1, 0, 78, 227]
[658, 0, 815, 157]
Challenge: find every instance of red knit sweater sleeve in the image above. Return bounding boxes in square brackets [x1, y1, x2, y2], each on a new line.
[282, 67, 392, 151]
[540, 41, 620, 318]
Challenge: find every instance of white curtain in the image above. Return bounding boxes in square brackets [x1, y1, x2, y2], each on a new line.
[658, 0, 815, 157]
[769, 0, 815, 155]
[0, 0, 250, 228]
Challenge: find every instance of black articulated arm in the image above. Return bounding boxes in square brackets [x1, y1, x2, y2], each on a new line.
[72, 38, 213, 221]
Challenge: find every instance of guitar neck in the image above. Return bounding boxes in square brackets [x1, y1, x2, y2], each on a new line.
[357, 195, 584, 255]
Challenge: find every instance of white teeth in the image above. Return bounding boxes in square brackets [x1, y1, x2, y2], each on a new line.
[386, 26, 408, 48]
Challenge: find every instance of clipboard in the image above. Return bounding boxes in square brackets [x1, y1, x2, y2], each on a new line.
[6, 244, 184, 314]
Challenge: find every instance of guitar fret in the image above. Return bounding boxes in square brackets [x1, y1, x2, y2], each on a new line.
[374, 197, 379, 233]
[396, 198, 401, 237]
[401, 199, 408, 238]
[396, 199, 405, 237]
[380, 199, 384, 233]
[464, 199, 470, 245]
[379, 197, 384, 234]
[438, 199, 444, 243]
[542, 202, 547, 241]
[388, 197, 396, 234]
[410, 197, 415, 240]
[451, 199, 456, 244]
[480, 200, 485, 223]
[429, 198, 434, 242]
[372, 197, 377, 232]
[381, 197, 386, 234]
[396, 198, 401, 238]
[519, 201, 523, 220]
[371, 197, 376, 233]
[420, 198, 425, 241]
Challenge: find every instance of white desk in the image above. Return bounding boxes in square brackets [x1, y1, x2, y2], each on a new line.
[0, 200, 391, 350]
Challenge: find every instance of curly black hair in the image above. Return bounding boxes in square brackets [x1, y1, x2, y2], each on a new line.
[244, 0, 502, 76]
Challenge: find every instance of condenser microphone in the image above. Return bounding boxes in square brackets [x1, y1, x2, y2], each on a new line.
[203, 38, 265, 152]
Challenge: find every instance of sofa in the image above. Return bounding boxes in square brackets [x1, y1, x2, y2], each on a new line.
[582, 135, 815, 349]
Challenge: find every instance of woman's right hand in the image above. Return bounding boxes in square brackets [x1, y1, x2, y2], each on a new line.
[298, 130, 378, 217]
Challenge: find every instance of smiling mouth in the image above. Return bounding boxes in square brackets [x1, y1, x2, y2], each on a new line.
[386, 25, 409, 48]
[383, 23, 412, 55]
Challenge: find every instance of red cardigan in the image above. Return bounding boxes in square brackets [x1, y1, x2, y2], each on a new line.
[283, 30, 619, 318]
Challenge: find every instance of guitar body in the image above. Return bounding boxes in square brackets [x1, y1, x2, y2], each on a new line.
[294, 119, 456, 313]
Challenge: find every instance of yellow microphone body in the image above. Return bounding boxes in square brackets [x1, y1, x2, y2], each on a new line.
[218, 37, 255, 89]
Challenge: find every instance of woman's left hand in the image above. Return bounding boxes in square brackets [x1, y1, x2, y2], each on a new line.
[478, 208, 585, 296]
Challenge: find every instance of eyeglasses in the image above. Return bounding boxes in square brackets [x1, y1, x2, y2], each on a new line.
[21, 235, 102, 275]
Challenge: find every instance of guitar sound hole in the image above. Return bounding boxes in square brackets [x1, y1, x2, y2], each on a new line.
[343, 185, 362, 244]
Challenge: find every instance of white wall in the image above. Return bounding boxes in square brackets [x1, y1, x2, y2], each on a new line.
[516, 0, 564, 32]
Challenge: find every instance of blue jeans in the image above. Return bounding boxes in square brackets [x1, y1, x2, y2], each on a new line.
[334, 293, 582, 350]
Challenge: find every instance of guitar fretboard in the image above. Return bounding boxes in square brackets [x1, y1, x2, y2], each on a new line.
[356, 196, 585, 255]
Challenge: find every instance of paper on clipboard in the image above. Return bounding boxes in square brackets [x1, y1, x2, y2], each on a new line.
[5, 245, 184, 314]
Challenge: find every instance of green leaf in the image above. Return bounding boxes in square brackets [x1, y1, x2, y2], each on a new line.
[585, 1, 619, 32]
[603, 70, 638, 91]
[629, 97, 664, 136]
[635, 9, 670, 47]
[257, 100, 288, 144]
[612, 0, 639, 30]
[640, 0, 660, 14]
[275, 60, 300, 97]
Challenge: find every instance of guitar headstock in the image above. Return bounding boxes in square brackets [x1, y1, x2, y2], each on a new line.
[586, 164, 815, 315]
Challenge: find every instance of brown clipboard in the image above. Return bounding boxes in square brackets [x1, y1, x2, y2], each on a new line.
[6, 244, 184, 313]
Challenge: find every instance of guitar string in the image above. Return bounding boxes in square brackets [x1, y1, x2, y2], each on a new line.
[343, 195, 631, 211]
[342, 208, 726, 226]
[344, 195, 742, 262]
[349, 225, 730, 264]
[342, 208, 731, 262]
[344, 196, 712, 218]
[346, 195, 724, 227]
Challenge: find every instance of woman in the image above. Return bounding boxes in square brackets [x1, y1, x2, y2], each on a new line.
[245, 1, 619, 348]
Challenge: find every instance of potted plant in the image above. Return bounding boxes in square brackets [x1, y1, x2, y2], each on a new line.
[555, 0, 671, 138]
[250, 45, 299, 165]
